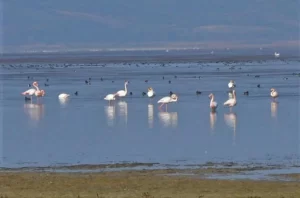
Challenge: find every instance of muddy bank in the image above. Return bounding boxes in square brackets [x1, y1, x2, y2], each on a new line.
[0, 169, 300, 198]
[0, 161, 283, 172]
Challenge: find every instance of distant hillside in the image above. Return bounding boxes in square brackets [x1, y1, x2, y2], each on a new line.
[2, 0, 299, 52]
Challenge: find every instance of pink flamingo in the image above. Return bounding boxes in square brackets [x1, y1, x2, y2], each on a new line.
[208, 93, 218, 111]
[35, 88, 46, 102]
[22, 81, 39, 100]
[157, 94, 178, 110]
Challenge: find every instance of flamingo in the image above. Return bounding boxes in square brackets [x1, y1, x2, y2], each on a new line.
[116, 81, 129, 98]
[22, 81, 39, 100]
[35, 89, 45, 98]
[157, 93, 178, 110]
[208, 93, 218, 111]
[228, 80, 236, 89]
[58, 93, 70, 99]
[270, 88, 279, 100]
[34, 82, 45, 98]
[104, 93, 117, 105]
[224, 90, 237, 110]
[147, 87, 155, 98]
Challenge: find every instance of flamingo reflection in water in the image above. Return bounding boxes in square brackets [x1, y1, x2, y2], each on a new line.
[210, 111, 217, 132]
[224, 112, 237, 145]
[104, 105, 116, 127]
[271, 101, 278, 119]
[158, 111, 178, 127]
[117, 101, 128, 125]
[148, 104, 154, 128]
[58, 97, 70, 107]
[24, 102, 45, 122]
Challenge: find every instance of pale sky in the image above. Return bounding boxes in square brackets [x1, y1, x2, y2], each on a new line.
[2, 0, 299, 52]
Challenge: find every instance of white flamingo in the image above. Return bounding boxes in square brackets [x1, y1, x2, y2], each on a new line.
[116, 81, 129, 98]
[224, 90, 237, 110]
[228, 80, 236, 89]
[104, 93, 117, 105]
[22, 81, 39, 100]
[208, 93, 218, 111]
[147, 87, 155, 98]
[270, 88, 279, 100]
[157, 93, 178, 110]
[58, 93, 70, 99]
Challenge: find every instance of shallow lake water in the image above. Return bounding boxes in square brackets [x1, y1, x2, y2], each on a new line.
[0, 57, 299, 168]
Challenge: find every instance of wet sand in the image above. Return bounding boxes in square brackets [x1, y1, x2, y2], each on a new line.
[1, 168, 300, 198]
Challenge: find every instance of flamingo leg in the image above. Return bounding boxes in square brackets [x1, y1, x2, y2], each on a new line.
[166, 104, 168, 111]
[159, 103, 164, 109]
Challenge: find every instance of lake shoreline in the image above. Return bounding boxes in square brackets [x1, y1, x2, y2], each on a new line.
[1, 166, 300, 198]
[1, 53, 299, 64]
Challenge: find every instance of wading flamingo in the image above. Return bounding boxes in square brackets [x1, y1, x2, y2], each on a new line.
[208, 93, 218, 111]
[147, 87, 155, 98]
[228, 80, 236, 89]
[58, 93, 70, 99]
[22, 81, 39, 100]
[116, 81, 129, 98]
[270, 88, 279, 100]
[224, 90, 237, 111]
[157, 93, 178, 110]
[104, 93, 117, 105]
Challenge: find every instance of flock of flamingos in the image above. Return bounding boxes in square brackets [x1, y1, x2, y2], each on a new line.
[22, 79, 279, 111]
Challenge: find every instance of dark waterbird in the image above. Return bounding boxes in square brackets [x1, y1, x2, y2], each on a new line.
[74, 91, 78, 96]
[244, 91, 249, 95]
[196, 90, 202, 95]
[257, 84, 260, 88]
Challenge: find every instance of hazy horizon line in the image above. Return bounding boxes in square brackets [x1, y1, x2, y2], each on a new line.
[2, 40, 299, 55]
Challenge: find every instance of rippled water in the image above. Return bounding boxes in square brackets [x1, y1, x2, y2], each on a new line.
[0, 58, 299, 168]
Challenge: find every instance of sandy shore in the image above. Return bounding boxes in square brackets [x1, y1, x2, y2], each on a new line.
[1, 167, 300, 198]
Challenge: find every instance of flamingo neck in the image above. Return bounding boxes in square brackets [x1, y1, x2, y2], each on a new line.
[210, 96, 214, 105]
[33, 84, 40, 91]
[124, 83, 127, 93]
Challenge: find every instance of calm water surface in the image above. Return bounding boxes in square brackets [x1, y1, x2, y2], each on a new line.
[0, 58, 299, 168]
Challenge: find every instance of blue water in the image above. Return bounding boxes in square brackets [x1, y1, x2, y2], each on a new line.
[0, 57, 299, 168]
